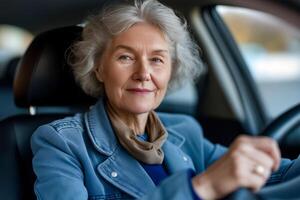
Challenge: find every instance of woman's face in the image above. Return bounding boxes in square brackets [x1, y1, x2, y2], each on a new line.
[96, 23, 172, 116]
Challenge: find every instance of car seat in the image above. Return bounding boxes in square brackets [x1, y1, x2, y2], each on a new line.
[0, 26, 95, 200]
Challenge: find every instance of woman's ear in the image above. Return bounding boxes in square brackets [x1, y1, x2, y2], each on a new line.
[95, 66, 104, 82]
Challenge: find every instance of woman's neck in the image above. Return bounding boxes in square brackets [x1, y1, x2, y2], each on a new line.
[106, 102, 149, 135]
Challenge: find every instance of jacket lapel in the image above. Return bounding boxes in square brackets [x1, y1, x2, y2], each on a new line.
[85, 99, 155, 198]
[162, 129, 196, 174]
[97, 146, 156, 199]
[96, 139, 195, 199]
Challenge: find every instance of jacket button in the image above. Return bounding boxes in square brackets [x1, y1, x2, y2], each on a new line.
[111, 171, 118, 178]
[183, 156, 188, 161]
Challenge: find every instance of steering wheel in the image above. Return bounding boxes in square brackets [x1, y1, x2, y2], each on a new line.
[223, 104, 300, 200]
[261, 103, 300, 144]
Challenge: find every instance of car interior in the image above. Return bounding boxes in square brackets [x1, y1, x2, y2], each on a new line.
[0, 0, 299, 199]
[0, 26, 93, 200]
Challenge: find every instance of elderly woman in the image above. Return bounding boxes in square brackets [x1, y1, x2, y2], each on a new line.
[31, 0, 298, 199]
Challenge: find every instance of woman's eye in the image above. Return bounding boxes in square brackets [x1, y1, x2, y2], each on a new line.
[118, 55, 132, 61]
[151, 57, 163, 64]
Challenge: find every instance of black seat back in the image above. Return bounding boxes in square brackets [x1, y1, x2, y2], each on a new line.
[0, 26, 96, 200]
[0, 115, 67, 200]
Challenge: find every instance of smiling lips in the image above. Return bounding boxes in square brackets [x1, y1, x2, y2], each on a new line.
[126, 88, 154, 94]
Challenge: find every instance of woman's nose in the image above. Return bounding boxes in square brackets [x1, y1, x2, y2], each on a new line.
[132, 61, 151, 81]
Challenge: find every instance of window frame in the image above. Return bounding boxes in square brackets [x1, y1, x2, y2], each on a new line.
[200, 6, 268, 133]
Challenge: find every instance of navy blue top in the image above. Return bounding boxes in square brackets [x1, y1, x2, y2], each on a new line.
[138, 134, 201, 200]
[140, 163, 169, 185]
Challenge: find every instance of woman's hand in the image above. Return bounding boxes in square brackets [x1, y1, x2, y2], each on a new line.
[192, 135, 281, 200]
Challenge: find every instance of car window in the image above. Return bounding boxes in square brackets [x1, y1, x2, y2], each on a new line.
[0, 25, 33, 120]
[216, 6, 300, 119]
[0, 25, 32, 68]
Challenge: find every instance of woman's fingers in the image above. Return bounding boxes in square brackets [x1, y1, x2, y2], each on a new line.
[228, 150, 270, 183]
[246, 170, 270, 192]
[192, 135, 281, 199]
[236, 156, 271, 191]
[232, 142, 274, 175]
[233, 135, 281, 171]
[250, 136, 281, 171]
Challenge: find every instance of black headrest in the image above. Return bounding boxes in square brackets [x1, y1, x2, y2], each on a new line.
[13, 26, 96, 108]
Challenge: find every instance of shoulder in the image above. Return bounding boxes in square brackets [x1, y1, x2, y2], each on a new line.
[47, 113, 84, 132]
[158, 112, 202, 132]
[31, 113, 85, 152]
[157, 112, 204, 142]
[35, 113, 84, 134]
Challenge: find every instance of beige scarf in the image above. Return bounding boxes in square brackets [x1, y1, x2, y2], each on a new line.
[106, 103, 168, 164]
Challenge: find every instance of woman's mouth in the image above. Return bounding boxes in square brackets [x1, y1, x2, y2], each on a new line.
[126, 88, 154, 94]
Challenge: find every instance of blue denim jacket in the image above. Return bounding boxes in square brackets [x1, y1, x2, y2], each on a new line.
[31, 99, 297, 200]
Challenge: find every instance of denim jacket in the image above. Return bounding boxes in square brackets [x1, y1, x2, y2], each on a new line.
[31, 99, 297, 200]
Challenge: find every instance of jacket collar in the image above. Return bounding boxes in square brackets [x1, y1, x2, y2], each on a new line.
[84, 98, 195, 198]
[85, 98, 186, 156]
[85, 98, 118, 156]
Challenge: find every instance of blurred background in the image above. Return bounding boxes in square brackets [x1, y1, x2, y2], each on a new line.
[218, 6, 300, 119]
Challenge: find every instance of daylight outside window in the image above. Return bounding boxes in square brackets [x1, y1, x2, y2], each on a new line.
[0, 25, 33, 120]
[0, 25, 33, 77]
[217, 6, 300, 119]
